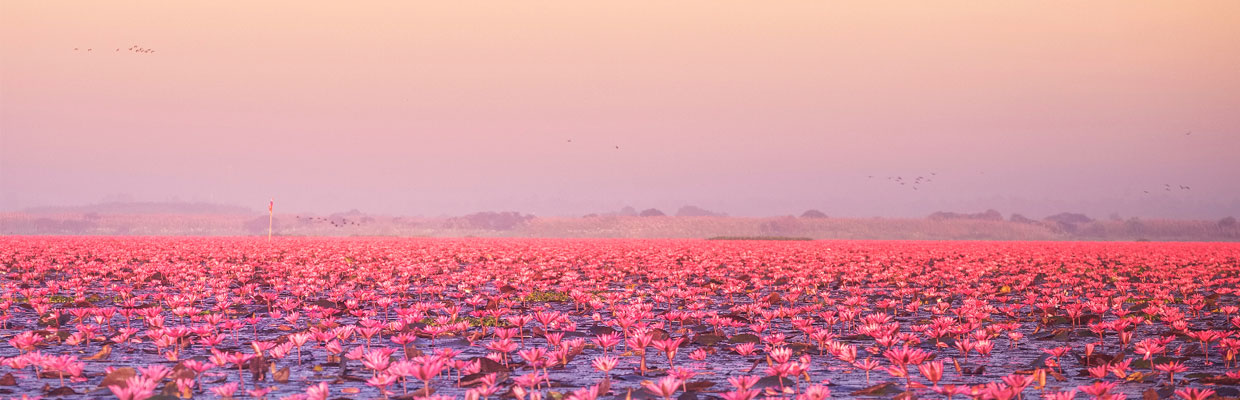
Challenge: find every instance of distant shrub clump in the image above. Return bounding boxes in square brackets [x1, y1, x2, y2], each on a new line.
[443, 211, 534, 230]
[676, 205, 727, 217]
[800, 209, 828, 218]
[928, 209, 1003, 221]
[639, 208, 666, 217]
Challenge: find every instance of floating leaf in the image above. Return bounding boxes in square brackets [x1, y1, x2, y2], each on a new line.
[85, 344, 112, 360]
[99, 367, 137, 389]
[851, 382, 900, 396]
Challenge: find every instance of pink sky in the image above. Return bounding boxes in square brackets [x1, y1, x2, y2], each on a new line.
[2, 1, 1239, 218]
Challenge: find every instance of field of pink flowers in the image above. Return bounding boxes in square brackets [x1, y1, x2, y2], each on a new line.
[0, 237, 1238, 400]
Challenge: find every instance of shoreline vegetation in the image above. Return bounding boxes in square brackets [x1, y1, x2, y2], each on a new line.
[3, 209, 1237, 241]
[706, 236, 814, 241]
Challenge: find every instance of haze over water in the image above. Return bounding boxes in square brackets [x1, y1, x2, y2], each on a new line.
[2, 1, 1238, 218]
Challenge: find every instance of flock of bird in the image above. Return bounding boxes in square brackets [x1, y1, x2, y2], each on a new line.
[869, 173, 937, 191]
[561, 132, 1201, 197]
[72, 45, 154, 53]
[870, 172, 1195, 195]
[1144, 184, 1191, 194]
[294, 216, 363, 228]
[868, 132, 1201, 195]
[1133, 133, 1197, 194]
[565, 139, 621, 150]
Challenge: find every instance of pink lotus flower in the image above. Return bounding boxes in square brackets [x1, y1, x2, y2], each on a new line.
[651, 337, 685, 367]
[1077, 381, 1118, 399]
[8, 331, 43, 353]
[721, 389, 759, 400]
[306, 381, 330, 400]
[362, 347, 396, 372]
[1156, 360, 1189, 384]
[1175, 388, 1216, 400]
[918, 360, 944, 386]
[108, 375, 159, 400]
[853, 358, 881, 385]
[567, 384, 605, 400]
[733, 342, 758, 356]
[410, 358, 447, 396]
[592, 355, 618, 375]
[643, 376, 683, 400]
[367, 373, 399, 398]
[247, 387, 274, 399]
[208, 382, 240, 399]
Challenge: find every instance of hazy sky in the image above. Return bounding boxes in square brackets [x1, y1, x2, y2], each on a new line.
[2, 1, 1238, 218]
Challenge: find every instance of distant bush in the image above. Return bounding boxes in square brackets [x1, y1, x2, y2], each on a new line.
[639, 208, 666, 217]
[4, 210, 1237, 241]
[1043, 212, 1093, 234]
[1009, 213, 1036, 223]
[676, 205, 726, 217]
[1044, 212, 1093, 225]
[443, 211, 534, 230]
[800, 209, 828, 219]
[759, 216, 802, 235]
[928, 209, 1003, 221]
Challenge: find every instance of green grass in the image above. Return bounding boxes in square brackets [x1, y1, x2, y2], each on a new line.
[48, 295, 75, 304]
[415, 315, 500, 328]
[522, 290, 571, 302]
[462, 316, 500, 327]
